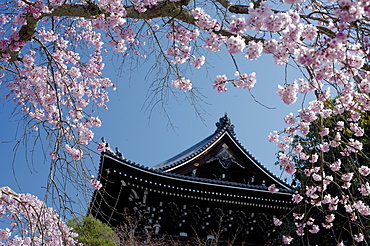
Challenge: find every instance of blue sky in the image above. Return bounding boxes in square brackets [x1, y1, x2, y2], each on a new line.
[0, 41, 306, 210]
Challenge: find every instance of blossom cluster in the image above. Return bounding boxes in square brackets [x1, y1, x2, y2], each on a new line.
[0, 187, 78, 245]
[90, 176, 103, 190]
[256, 1, 370, 243]
[171, 77, 193, 92]
[271, 85, 370, 243]
[0, 0, 146, 160]
[165, 24, 200, 68]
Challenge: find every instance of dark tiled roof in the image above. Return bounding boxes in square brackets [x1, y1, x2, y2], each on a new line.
[152, 131, 221, 170]
[101, 114, 292, 191]
[102, 152, 293, 194]
[150, 125, 291, 189]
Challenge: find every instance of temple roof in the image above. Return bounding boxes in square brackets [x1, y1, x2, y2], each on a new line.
[103, 113, 292, 191]
[100, 153, 293, 194]
[151, 113, 291, 190]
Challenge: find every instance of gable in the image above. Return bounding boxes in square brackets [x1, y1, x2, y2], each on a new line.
[157, 131, 290, 190]
[152, 114, 291, 190]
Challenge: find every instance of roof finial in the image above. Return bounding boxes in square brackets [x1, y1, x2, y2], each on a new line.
[215, 113, 235, 135]
[115, 147, 124, 159]
[100, 137, 114, 155]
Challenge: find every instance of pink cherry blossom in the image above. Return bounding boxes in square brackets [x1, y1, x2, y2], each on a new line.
[309, 153, 319, 163]
[312, 173, 322, 182]
[90, 178, 102, 190]
[2, 1, 370, 245]
[354, 233, 364, 242]
[190, 56, 205, 69]
[213, 74, 228, 93]
[202, 33, 226, 52]
[65, 144, 83, 160]
[359, 166, 370, 176]
[284, 163, 296, 174]
[277, 83, 298, 105]
[284, 113, 296, 125]
[342, 182, 351, 189]
[282, 235, 293, 244]
[227, 35, 246, 54]
[292, 193, 303, 203]
[244, 40, 263, 60]
[359, 182, 370, 196]
[308, 100, 323, 112]
[320, 142, 330, 152]
[309, 224, 320, 234]
[268, 131, 279, 142]
[229, 15, 248, 35]
[172, 77, 193, 92]
[97, 143, 109, 152]
[234, 71, 257, 89]
[268, 184, 279, 194]
[349, 123, 364, 137]
[282, 135, 293, 143]
[274, 217, 283, 226]
[326, 214, 335, 223]
[0, 228, 11, 241]
[49, 152, 58, 159]
[292, 144, 303, 155]
[298, 109, 317, 123]
[192, 7, 218, 30]
[330, 159, 341, 171]
[341, 173, 354, 182]
[293, 213, 304, 220]
[277, 142, 289, 151]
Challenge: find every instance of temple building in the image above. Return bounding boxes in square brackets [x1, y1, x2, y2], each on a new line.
[90, 114, 293, 245]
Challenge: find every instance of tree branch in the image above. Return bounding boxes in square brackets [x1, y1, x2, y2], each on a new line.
[6, 0, 370, 73]
[6, 0, 195, 62]
[215, 0, 250, 14]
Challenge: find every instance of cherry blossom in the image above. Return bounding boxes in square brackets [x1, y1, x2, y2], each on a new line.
[90, 177, 103, 190]
[268, 184, 279, 194]
[49, 152, 59, 159]
[190, 56, 205, 69]
[268, 131, 279, 143]
[244, 41, 263, 60]
[0, 187, 78, 245]
[277, 83, 298, 105]
[234, 71, 256, 89]
[284, 113, 296, 125]
[202, 33, 226, 52]
[282, 235, 293, 244]
[229, 15, 248, 35]
[359, 166, 370, 176]
[292, 193, 303, 204]
[226, 35, 246, 54]
[358, 182, 370, 196]
[213, 74, 228, 93]
[172, 77, 193, 92]
[97, 142, 109, 152]
[354, 233, 364, 243]
[273, 217, 283, 226]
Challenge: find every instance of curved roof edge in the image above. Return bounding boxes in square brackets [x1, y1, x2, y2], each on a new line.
[100, 152, 294, 194]
[224, 129, 293, 190]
